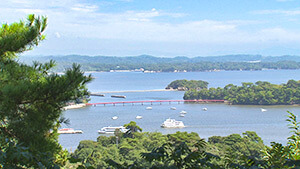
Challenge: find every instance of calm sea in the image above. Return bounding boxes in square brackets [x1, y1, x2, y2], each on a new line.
[59, 70, 300, 151]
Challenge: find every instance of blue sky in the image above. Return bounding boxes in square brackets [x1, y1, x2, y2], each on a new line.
[2, 0, 300, 57]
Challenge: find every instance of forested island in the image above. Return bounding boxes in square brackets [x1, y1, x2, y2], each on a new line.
[20, 54, 300, 72]
[184, 80, 300, 105]
[166, 79, 208, 90]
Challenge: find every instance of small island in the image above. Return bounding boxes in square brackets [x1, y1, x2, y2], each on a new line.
[184, 80, 300, 105]
[166, 79, 208, 91]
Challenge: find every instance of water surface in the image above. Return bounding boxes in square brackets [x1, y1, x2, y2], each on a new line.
[60, 70, 300, 150]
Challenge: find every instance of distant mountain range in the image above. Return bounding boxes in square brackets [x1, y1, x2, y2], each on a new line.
[19, 54, 300, 72]
[20, 54, 300, 63]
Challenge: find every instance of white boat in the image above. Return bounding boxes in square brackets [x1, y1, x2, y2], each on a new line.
[170, 107, 176, 110]
[58, 128, 83, 134]
[161, 118, 185, 128]
[136, 115, 143, 119]
[112, 116, 118, 120]
[202, 108, 207, 111]
[98, 126, 129, 134]
[180, 114, 185, 117]
[261, 108, 267, 112]
[180, 110, 187, 114]
[146, 107, 152, 110]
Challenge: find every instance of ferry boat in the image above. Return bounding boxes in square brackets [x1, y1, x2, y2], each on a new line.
[98, 126, 129, 134]
[58, 128, 83, 134]
[161, 118, 185, 128]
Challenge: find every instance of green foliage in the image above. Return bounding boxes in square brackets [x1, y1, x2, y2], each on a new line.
[0, 15, 92, 168]
[142, 139, 220, 169]
[286, 111, 300, 160]
[184, 80, 300, 105]
[21, 55, 300, 72]
[72, 112, 300, 169]
[207, 131, 265, 168]
[166, 79, 208, 90]
[123, 121, 143, 138]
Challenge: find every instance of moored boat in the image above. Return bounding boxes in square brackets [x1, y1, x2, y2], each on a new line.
[146, 107, 152, 110]
[170, 107, 176, 110]
[261, 108, 267, 112]
[112, 116, 118, 120]
[180, 110, 187, 114]
[136, 115, 143, 119]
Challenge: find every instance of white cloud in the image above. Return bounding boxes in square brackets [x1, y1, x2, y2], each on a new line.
[276, 0, 293, 2]
[71, 4, 98, 12]
[2, 0, 300, 56]
[253, 9, 300, 15]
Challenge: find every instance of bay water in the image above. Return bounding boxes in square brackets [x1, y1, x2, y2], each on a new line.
[60, 70, 300, 151]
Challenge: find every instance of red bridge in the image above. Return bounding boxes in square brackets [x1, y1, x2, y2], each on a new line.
[86, 99, 225, 106]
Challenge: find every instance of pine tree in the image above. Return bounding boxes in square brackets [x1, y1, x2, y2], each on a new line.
[0, 15, 92, 168]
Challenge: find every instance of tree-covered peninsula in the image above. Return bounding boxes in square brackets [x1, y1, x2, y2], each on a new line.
[184, 80, 300, 105]
[166, 79, 208, 90]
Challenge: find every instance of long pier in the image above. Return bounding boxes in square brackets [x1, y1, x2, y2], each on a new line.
[86, 99, 225, 106]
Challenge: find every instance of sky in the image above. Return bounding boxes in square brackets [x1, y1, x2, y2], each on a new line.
[2, 0, 300, 57]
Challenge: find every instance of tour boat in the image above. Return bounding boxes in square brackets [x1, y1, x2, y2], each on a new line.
[161, 118, 185, 128]
[170, 107, 176, 110]
[112, 116, 118, 120]
[136, 115, 143, 119]
[146, 107, 152, 110]
[98, 126, 129, 134]
[58, 128, 83, 134]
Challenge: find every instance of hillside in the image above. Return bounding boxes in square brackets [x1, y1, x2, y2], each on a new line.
[19, 54, 300, 72]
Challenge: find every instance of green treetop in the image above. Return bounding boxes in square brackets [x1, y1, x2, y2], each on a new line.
[0, 15, 92, 168]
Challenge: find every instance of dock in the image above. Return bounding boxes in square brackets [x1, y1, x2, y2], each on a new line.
[111, 95, 126, 98]
[90, 93, 105, 97]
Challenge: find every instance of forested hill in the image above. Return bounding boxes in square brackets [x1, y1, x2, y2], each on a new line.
[19, 54, 300, 72]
